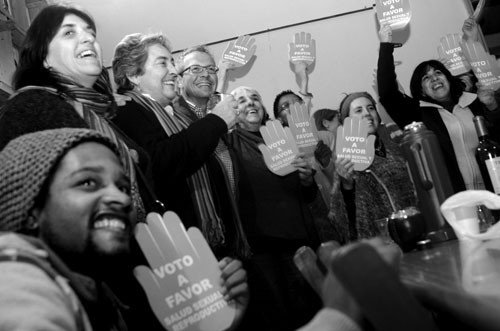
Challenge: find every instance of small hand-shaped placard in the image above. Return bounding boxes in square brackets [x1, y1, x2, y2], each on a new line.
[460, 39, 500, 90]
[437, 34, 471, 76]
[258, 120, 300, 176]
[375, 0, 411, 30]
[221, 35, 256, 68]
[288, 32, 316, 65]
[134, 212, 236, 331]
[335, 117, 375, 171]
[286, 102, 318, 157]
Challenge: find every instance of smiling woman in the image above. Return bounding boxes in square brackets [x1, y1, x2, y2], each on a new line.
[377, 23, 500, 194]
[0, 4, 153, 221]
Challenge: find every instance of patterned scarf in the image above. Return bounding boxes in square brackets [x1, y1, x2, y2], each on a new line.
[123, 90, 228, 249]
[15, 71, 146, 221]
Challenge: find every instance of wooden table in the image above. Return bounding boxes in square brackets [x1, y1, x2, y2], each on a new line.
[400, 238, 500, 331]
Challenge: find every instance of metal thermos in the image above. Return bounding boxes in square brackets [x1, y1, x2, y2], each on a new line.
[400, 122, 456, 243]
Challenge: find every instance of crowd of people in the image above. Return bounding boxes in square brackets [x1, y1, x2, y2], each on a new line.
[0, 3, 499, 331]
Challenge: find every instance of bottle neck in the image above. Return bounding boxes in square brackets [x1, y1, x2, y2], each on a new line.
[474, 116, 489, 139]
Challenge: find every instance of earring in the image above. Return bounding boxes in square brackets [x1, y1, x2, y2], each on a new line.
[26, 214, 39, 230]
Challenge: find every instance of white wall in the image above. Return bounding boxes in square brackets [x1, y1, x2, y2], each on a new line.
[203, 0, 472, 121]
[52, 0, 472, 122]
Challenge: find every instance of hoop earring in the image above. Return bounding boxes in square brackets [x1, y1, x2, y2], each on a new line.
[26, 214, 39, 231]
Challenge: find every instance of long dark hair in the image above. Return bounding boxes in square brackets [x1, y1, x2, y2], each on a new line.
[409, 60, 463, 105]
[13, 4, 97, 91]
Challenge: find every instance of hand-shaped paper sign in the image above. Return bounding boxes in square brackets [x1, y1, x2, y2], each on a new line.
[288, 32, 316, 65]
[461, 39, 500, 90]
[375, 0, 411, 30]
[286, 102, 319, 157]
[437, 34, 471, 76]
[134, 212, 236, 331]
[258, 120, 300, 176]
[221, 35, 256, 68]
[335, 117, 376, 171]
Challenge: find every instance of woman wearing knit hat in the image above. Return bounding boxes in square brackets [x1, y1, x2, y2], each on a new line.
[329, 92, 417, 243]
[0, 128, 250, 331]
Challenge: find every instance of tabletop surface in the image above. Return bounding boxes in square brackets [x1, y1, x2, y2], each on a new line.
[400, 238, 500, 331]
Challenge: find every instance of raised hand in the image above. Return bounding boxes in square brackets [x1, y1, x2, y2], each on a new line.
[378, 24, 393, 43]
[134, 212, 237, 331]
[461, 39, 500, 91]
[288, 32, 316, 66]
[462, 18, 480, 42]
[335, 117, 376, 171]
[286, 102, 319, 157]
[221, 35, 257, 69]
[210, 94, 238, 130]
[258, 120, 300, 176]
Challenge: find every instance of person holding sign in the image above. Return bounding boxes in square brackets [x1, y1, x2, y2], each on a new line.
[112, 37, 251, 260]
[0, 128, 250, 331]
[377, 24, 500, 193]
[330, 92, 417, 243]
[227, 86, 323, 331]
[273, 32, 316, 126]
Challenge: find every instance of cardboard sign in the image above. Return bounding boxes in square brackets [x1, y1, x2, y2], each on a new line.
[222, 35, 256, 68]
[437, 34, 471, 76]
[286, 102, 318, 157]
[376, 0, 411, 30]
[134, 212, 236, 331]
[460, 39, 500, 90]
[258, 120, 300, 176]
[288, 32, 316, 65]
[335, 117, 376, 171]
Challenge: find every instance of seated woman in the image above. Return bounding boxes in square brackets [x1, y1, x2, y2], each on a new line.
[227, 86, 322, 331]
[0, 4, 150, 218]
[331, 92, 417, 243]
[0, 128, 248, 331]
[377, 24, 500, 193]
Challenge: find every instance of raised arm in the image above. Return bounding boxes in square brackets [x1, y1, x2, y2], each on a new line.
[376, 25, 420, 128]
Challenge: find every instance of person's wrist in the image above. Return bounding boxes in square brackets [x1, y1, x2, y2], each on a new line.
[299, 91, 313, 98]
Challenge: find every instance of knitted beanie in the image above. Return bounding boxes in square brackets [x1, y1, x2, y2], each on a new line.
[338, 91, 380, 124]
[0, 128, 119, 232]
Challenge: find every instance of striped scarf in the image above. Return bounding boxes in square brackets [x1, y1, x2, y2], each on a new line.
[15, 72, 146, 221]
[124, 90, 227, 249]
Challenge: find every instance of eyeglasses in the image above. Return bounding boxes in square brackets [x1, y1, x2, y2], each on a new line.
[181, 65, 219, 75]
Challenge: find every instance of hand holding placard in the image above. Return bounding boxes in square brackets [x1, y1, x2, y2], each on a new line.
[460, 39, 500, 91]
[221, 35, 256, 68]
[375, 0, 411, 30]
[288, 32, 316, 66]
[286, 102, 319, 157]
[134, 212, 236, 331]
[335, 117, 375, 171]
[258, 120, 300, 176]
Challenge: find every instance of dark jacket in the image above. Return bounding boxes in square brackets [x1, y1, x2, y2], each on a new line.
[377, 42, 500, 193]
[113, 97, 246, 258]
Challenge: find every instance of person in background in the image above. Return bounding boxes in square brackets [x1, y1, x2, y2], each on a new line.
[273, 59, 313, 126]
[111, 33, 250, 259]
[228, 86, 323, 331]
[331, 92, 417, 243]
[0, 128, 249, 331]
[313, 108, 340, 138]
[377, 24, 500, 193]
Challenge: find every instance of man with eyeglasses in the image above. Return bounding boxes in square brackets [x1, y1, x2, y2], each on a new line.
[172, 45, 251, 260]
